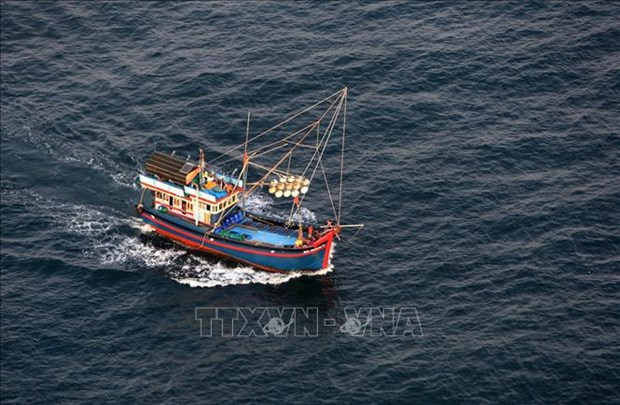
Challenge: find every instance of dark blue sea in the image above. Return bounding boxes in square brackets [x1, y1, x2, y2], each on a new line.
[2, 1, 619, 403]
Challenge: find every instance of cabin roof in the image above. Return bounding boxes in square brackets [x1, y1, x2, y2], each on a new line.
[145, 151, 198, 185]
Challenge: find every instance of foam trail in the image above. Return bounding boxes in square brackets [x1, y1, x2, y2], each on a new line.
[95, 232, 334, 287]
[245, 193, 318, 223]
[173, 263, 333, 288]
[95, 236, 187, 267]
[4, 186, 331, 288]
[172, 241, 335, 288]
[4, 123, 139, 189]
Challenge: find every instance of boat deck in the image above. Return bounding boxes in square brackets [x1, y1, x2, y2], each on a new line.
[150, 205, 300, 247]
[225, 218, 298, 247]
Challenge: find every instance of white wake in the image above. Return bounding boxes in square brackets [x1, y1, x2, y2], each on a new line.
[4, 189, 332, 287]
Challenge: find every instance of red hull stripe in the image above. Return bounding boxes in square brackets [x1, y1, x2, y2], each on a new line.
[142, 213, 328, 259]
[150, 225, 289, 273]
[322, 238, 333, 269]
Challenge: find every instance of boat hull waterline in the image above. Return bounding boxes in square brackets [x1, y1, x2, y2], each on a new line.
[139, 206, 335, 273]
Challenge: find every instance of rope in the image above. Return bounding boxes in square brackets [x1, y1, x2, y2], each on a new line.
[211, 121, 318, 168]
[242, 122, 316, 199]
[209, 89, 345, 164]
[138, 187, 146, 207]
[337, 88, 347, 224]
[320, 159, 338, 221]
[248, 121, 318, 157]
[289, 92, 345, 223]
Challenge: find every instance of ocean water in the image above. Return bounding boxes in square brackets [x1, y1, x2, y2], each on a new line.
[1, 1, 619, 403]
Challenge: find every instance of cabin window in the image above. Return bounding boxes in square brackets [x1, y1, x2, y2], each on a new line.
[169, 196, 174, 206]
[188, 203, 193, 211]
[181, 200, 187, 211]
[156, 191, 163, 199]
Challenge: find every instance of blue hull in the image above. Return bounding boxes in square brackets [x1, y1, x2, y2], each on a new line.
[138, 207, 333, 272]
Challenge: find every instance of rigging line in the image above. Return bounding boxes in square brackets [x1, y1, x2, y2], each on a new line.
[302, 92, 344, 180]
[337, 88, 347, 225]
[296, 95, 343, 175]
[209, 89, 345, 164]
[251, 138, 319, 167]
[320, 159, 339, 221]
[213, 96, 334, 167]
[243, 112, 250, 210]
[212, 125, 316, 170]
[206, 124, 305, 167]
[281, 140, 319, 150]
[247, 161, 290, 176]
[197, 228, 210, 249]
[289, 95, 345, 222]
[210, 125, 307, 167]
[247, 121, 318, 156]
[296, 94, 344, 200]
[289, 155, 340, 224]
[248, 121, 318, 160]
[250, 143, 288, 160]
[244, 123, 316, 200]
[299, 93, 344, 179]
[249, 88, 344, 143]
[243, 148, 296, 197]
[248, 160, 288, 175]
[342, 224, 365, 244]
[286, 148, 292, 174]
[247, 123, 317, 176]
[137, 187, 146, 208]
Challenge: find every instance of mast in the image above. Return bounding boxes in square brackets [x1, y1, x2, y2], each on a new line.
[337, 87, 347, 225]
[199, 148, 205, 184]
[242, 112, 250, 210]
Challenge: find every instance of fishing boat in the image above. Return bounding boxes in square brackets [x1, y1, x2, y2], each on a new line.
[135, 88, 363, 273]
